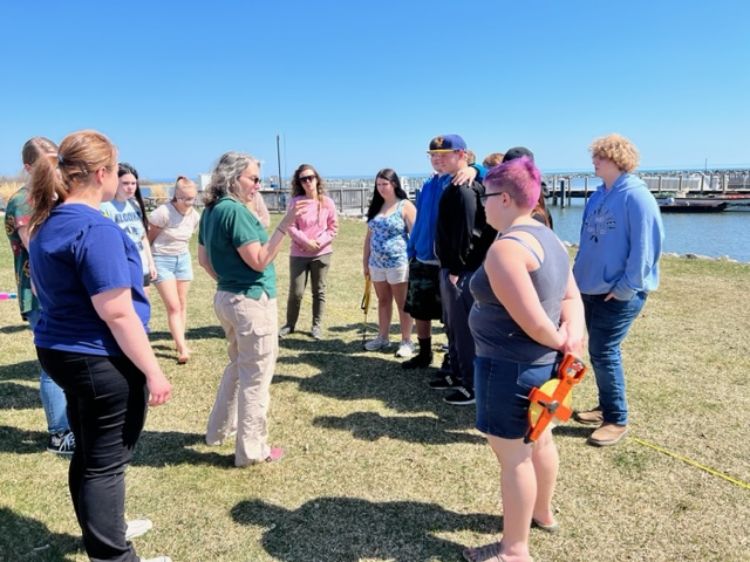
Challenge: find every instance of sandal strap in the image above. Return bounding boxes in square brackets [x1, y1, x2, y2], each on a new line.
[463, 541, 504, 562]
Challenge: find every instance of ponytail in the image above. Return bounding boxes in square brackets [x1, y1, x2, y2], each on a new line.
[28, 155, 67, 234]
[28, 129, 116, 234]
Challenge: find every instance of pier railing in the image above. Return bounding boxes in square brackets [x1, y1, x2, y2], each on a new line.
[236, 170, 750, 216]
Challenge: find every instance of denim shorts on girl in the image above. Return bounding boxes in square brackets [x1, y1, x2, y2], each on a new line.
[474, 356, 557, 439]
[153, 252, 193, 283]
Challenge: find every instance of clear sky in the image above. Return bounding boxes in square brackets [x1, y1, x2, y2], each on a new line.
[1, 0, 748, 180]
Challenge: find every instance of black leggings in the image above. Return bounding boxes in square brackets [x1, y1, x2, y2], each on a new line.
[37, 347, 148, 562]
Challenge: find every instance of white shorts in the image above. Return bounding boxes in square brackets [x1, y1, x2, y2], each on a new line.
[369, 264, 409, 284]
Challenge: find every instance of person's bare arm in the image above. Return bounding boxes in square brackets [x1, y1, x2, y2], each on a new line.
[198, 244, 218, 281]
[91, 288, 171, 406]
[147, 223, 163, 244]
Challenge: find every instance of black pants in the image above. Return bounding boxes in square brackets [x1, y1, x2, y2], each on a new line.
[37, 347, 148, 562]
[439, 269, 477, 390]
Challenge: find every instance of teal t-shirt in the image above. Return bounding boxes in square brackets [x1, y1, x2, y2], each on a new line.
[198, 197, 276, 299]
[4, 186, 36, 318]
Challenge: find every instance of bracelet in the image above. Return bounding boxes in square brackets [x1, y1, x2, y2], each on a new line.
[275, 226, 287, 236]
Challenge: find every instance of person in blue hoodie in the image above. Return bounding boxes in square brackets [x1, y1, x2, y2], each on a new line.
[572, 133, 664, 447]
[401, 135, 482, 369]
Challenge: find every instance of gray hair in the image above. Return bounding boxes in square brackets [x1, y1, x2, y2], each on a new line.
[203, 151, 259, 208]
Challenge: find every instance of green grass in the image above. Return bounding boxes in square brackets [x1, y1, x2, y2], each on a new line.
[1, 216, 749, 561]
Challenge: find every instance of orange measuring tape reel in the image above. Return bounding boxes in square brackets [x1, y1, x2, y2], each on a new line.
[525, 353, 587, 443]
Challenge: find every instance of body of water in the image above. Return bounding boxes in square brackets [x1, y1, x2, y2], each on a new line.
[549, 198, 750, 263]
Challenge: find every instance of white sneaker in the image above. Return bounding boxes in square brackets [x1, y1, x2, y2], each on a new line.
[364, 335, 390, 351]
[142, 557, 172, 562]
[125, 518, 153, 540]
[395, 341, 415, 358]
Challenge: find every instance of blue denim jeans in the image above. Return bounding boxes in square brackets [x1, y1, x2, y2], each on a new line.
[583, 292, 647, 426]
[27, 309, 70, 434]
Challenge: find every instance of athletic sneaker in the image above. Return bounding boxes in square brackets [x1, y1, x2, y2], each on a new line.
[364, 335, 390, 351]
[47, 431, 75, 456]
[125, 518, 153, 540]
[278, 325, 294, 337]
[394, 341, 415, 358]
[443, 386, 475, 405]
[438, 353, 451, 375]
[311, 326, 323, 340]
[428, 374, 460, 390]
[142, 557, 172, 562]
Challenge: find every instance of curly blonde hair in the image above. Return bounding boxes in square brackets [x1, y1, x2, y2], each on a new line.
[589, 133, 639, 173]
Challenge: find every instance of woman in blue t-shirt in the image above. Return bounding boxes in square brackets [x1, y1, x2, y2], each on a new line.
[28, 130, 172, 562]
[361, 169, 416, 357]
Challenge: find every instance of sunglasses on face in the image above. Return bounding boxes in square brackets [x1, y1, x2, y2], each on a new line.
[241, 175, 261, 185]
[299, 175, 316, 183]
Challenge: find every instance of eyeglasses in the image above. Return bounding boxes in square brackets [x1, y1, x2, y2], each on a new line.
[299, 175, 316, 183]
[240, 175, 261, 185]
[479, 191, 505, 202]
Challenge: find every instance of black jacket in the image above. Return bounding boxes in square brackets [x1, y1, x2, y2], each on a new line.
[435, 180, 497, 275]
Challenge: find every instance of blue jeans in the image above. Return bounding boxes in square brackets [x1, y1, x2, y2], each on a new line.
[583, 292, 647, 426]
[27, 309, 70, 434]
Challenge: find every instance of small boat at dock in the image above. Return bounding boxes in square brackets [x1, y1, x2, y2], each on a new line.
[657, 197, 728, 213]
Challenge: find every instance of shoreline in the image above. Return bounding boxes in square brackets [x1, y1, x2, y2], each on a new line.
[560, 240, 748, 265]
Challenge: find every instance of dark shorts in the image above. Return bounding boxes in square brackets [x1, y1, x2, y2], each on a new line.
[404, 260, 442, 321]
[474, 356, 557, 439]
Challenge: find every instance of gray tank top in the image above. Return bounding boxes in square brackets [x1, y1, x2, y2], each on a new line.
[468, 223, 569, 364]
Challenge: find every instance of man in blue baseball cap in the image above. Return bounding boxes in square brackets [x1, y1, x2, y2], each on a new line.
[403, 135, 486, 376]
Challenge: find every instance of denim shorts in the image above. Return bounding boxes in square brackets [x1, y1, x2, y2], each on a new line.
[153, 252, 193, 283]
[474, 356, 557, 439]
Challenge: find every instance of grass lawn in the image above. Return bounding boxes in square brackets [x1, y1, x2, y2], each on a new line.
[1, 215, 748, 561]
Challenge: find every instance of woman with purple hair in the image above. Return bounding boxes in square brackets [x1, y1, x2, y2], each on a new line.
[463, 157, 584, 562]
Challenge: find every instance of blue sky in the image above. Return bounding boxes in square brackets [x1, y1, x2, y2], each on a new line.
[1, 0, 748, 180]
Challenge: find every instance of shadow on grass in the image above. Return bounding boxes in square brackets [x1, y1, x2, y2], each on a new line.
[0, 359, 39, 381]
[0, 323, 29, 334]
[148, 325, 225, 342]
[131, 430, 235, 468]
[0, 381, 40, 410]
[327, 322, 447, 339]
[551, 425, 595, 439]
[0, 425, 48, 454]
[232, 497, 501, 562]
[313, 412, 484, 445]
[0, 507, 79, 561]
[275, 348, 476, 444]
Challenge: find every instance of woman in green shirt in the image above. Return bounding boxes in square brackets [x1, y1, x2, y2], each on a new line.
[198, 151, 301, 466]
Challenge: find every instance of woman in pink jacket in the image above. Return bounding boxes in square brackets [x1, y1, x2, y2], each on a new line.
[280, 164, 338, 340]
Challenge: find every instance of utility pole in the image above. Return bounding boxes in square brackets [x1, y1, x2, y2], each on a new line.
[276, 134, 283, 191]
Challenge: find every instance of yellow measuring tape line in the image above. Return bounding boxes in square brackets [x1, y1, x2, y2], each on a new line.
[631, 437, 750, 491]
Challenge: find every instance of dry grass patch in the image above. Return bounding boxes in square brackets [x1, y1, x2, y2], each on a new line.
[1, 217, 748, 561]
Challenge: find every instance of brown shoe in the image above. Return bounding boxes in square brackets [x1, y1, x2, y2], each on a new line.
[573, 407, 603, 426]
[587, 423, 629, 447]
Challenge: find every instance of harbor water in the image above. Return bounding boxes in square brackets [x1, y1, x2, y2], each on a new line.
[550, 198, 750, 263]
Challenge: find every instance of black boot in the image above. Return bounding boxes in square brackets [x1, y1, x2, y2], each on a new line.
[401, 337, 433, 369]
